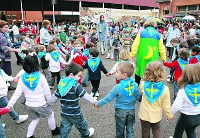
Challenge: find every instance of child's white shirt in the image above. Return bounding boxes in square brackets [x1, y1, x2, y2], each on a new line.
[171, 88, 200, 115]
[8, 74, 51, 108]
[45, 52, 67, 72]
[0, 70, 14, 98]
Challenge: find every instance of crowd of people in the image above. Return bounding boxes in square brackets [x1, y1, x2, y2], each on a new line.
[0, 14, 199, 138]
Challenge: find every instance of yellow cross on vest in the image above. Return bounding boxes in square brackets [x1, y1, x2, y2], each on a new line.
[60, 80, 66, 92]
[146, 84, 158, 98]
[125, 82, 134, 96]
[54, 55, 58, 59]
[189, 88, 200, 103]
[26, 75, 36, 87]
[90, 62, 96, 68]
[149, 29, 154, 36]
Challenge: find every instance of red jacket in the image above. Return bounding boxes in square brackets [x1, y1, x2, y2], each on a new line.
[189, 57, 198, 64]
[72, 51, 87, 66]
[164, 60, 182, 81]
[0, 107, 10, 115]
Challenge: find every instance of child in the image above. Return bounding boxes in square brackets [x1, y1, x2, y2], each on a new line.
[7, 55, 60, 138]
[108, 49, 134, 84]
[0, 58, 28, 124]
[106, 31, 113, 59]
[12, 37, 23, 65]
[171, 63, 200, 138]
[45, 44, 68, 89]
[139, 62, 173, 138]
[189, 46, 200, 64]
[0, 106, 12, 138]
[83, 48, 109, 98]
[112, 31, 121, 61]
[95, 62, 141, 138]
[37, 45, 51, 83]
[164, 48, 189, 100]
[49, 63, 96, 138]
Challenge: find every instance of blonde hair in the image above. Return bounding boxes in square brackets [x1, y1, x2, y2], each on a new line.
[178, 63, 200, 88]
[42, 20, 50, 27]
[144, 17, 157, 28]
[143, 61, 166, 82]
[118, 62, 134, 78]
[38, 45, 45, 52]
[119, 49, 131, 61]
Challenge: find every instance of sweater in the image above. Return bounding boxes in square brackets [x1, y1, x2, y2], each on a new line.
[8, 74, 51, 108]
[0, 107, 10, 115]
[163, 60, 182, 81]
[0, 31, 12, 61]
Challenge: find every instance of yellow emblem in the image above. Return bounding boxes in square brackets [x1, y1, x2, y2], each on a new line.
[124, 82, 134, 96]
[189, 88, 200, 103]
[146, 84, 158, 98]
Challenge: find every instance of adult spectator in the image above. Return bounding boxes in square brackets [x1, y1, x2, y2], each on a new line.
[97, 15, 107, 55]
[130, 18, 166, 85]
[40, 20, 51, 48]
[0, 20, 21, 90]
[11, 22, 20, 39]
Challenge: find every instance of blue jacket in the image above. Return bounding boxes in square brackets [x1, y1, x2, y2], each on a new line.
[97, 83, 141, 109]
[97, 21, 107, 42]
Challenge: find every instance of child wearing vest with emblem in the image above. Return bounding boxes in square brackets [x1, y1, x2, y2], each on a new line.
[83, 48, 109, 98]
[94, 62, 141, 138]
[107, 49, 134, 84]
[45, 44, 68, 89]
[49, 63, 97, 138]
[138, 61, 173, 138]
[7, 54, 60, 138]
[171, 63, 200, 138]
[189, 46, 200, 64]
[164, 48, 189, 100]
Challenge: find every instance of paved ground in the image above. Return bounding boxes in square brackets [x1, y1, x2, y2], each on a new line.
[2, 52, 200, 138]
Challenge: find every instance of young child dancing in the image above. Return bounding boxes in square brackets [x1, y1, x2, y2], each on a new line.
[139, 61, 173, 138]
[189, 46, 200, 64]
[164, 48, 189, 100]
[83, 48, 108, 98]
[95, 62, 141, 138]
[49, 63, 97, 138]
[7, 54, 60, 138]
[171, 63, 200, 138]
[45, 44, 68, 89]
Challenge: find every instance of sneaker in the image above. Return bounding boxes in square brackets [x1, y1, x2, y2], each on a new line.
[106, 56, 110, 59]
[28, 136, 36, 138]
[16, 115, 28, 123]
[95, 91, 99, 97]
[167, 75, 171, 78]
[90, 92, 94, 97]
[2, 123, 6, 128]
[51, 126, 60, 136]
[81, 83, 87, 87]
[49, 86, 54, 89]
[94, 97, 98, 100]
[89, 128, 95, 137]
[8, 86, 16, 91]
[167, 78, 173, 83]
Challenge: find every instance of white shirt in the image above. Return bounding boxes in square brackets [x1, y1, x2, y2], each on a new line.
[8, 74, 51, 107]
[11, 25, 19, 35]
[189, 28, 196, 37]
[45, 52, 67, 72]
[171, 88, 200, 115]
[40, 28, 51, 45]
[0, 70, 14, 98]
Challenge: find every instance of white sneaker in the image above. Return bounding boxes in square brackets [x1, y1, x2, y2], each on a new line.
[95, 91, 99, 97]
[90, 92, 94, 97]
[49, 86, 54, 89]
[89, 128, 95, 137]
[2, 123, 6, 128]
[167, 75, 171, 78]
[169, 136, 173, 138]
[167, 78, 172, 82]
[16, 115, 28, 123]
[94, 97, 98, 100]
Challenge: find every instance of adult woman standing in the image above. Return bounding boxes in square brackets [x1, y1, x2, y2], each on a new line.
[40, 20, 51, 48]
[0, 20, 21, 90]
[97, 15, 107, 55]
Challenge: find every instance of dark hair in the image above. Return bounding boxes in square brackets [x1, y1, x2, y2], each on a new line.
[179, 41, 188, 48]
[86, 42, 94, 49]
[47, 44, 56, 53]
[89, 48, 99, 57]
[23, 55, 39, 73]
[65, 63, 83, 76]
[0, 20, 8, 28]
[179, 48, 189, 60]
[0, 58, 3, 68]
[56, 38, 61, 44]
[191, 46, 200, 55]
[170, 38, 179, 43]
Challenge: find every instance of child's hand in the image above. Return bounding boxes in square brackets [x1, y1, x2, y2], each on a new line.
[13, 76, 19, 83]
[106, 73, 111, 77]
[6, 106, 12, 112]
[94, 103, 99, 109]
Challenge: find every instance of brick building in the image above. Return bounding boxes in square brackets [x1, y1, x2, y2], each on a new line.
[156, 0, 200, 18]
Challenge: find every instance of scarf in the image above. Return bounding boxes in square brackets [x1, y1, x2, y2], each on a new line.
[22, 71, 40, 91]
[37, 51, 46, 59]
[144, 81, 164, 103]
[185, 83, 200, 107]
[118, 78, 136, 97]
[50, 51, 60, 62]
[88, 57, 100, 72]
[177, 58, 188, 70]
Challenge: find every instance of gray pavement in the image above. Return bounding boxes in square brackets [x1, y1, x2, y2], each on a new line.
[2, 53, 200, 138]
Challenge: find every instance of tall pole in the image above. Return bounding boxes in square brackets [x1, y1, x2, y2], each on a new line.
[20, 0, 24, 22]
[53, 3, 55, 24]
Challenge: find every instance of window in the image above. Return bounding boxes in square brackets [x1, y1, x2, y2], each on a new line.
[164, 10, 169, 14]
[12, 15, 16, 20]
[177, 6, 187, 11]
[188, 5, 198, 11]
[7, 15, 11, 20]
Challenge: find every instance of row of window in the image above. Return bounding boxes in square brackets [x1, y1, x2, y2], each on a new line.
[7, 15, 16, 20]
[177, 5, 200, 11]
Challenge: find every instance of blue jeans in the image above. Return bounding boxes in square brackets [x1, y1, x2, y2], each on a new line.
[60, 114, 90, 138]
[0, 121, 5, 138]
[100, 41, 105, 54]
[115, 108, 135, 138]
[82, 71, 89, 84]
[0, 96, 19, 121]
[174, 81, 179, 100]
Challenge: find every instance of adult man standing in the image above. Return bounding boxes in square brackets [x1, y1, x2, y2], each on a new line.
[97, 15, 107, 55]
[130, 18, 166, 85]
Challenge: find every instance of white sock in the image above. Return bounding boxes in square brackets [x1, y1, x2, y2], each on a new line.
[48, 112, 56, 130]
[27, 118, 40, 138]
